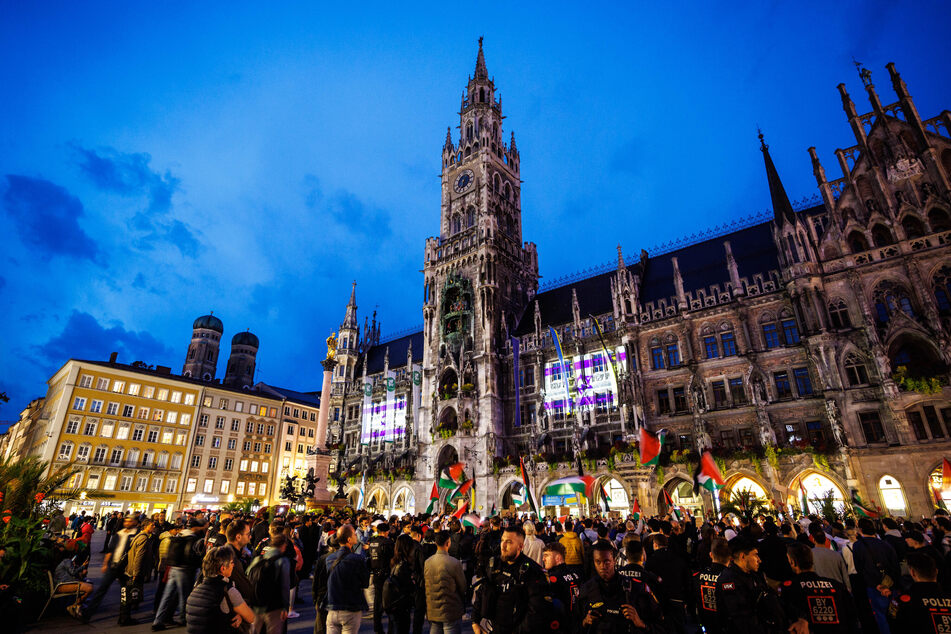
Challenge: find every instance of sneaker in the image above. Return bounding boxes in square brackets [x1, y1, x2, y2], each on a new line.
[288, 611, 300, 619]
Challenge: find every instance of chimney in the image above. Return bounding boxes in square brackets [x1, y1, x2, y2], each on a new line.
[155, 366, 171, 375]
[109, 351, 118, 363]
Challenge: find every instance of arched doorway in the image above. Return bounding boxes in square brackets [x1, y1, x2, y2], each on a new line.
[878, 475, 907, 516]
[347, 487, 360, 507]
[889, 333, 947, 377]
[392, 486, 415, 515]
[367, 488, 388, 512]
[659, 478, 704, 516]
[592, 476, 630, 514]
[789, 471, 846, 515]
[727, 476, 769, 499]
[500, 479, 528, 512]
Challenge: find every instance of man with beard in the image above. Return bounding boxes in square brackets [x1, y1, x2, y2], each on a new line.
[542, 541, 580, 631]
[574, 541, 662, 633]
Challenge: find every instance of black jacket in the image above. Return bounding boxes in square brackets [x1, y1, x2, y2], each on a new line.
[779, 570, 857, 633]
[851, 535, 900, 590]
[692, 561, 726, 633]
[714, 562, 786, 633]
[644, 547, 689, 602]
[574, 572, 663, 634]
[473, 553, 559, 634]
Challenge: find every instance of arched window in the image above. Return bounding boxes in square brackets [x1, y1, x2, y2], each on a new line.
[57, 441, 74, 461]
[934, 266, 951, 313]
[828, 299, 852, 329]
[878, 475, 907, 516]
[466, 207, 475, 227]
[873, 281, 915, 324]
[451, 215, 461, 234]
[843, 353, 870, 386]
[930, 208, 951, 232]
[142, 450, 154, 468]
[901, 215, 926, 239]
[75, 443, 91, 462]
[871, 224, 895, 247]
[847, 231, 869, 253]
[157, 451, 169, 469]
[466, 123, 473, 141]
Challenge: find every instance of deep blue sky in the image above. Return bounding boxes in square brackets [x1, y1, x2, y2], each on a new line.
[1, 2, 949, 427]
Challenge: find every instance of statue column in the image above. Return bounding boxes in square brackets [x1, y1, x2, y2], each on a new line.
[315, 358, 337, 450]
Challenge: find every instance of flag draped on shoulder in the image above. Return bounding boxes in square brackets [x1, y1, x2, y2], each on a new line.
[519, 457, 540, 516]
[425, 481, 439, 514]
[693, 451, 725, 494]
[639, 427, 665, 466]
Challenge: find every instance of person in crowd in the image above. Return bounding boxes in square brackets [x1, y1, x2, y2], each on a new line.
[644, 531, 689, 630]
[521, 521, 545, 566]
[574, 540, 661, 633]
[424, 530, 466, 634]
[890, 550, 951, 632]
[714, 536, 786, 633]
[78, 514, 140, 624]
[154, 522, 183, 613]
[559, 521, 585, 578]
[852, 517, 900, 634]
[367, 521, 395, 634]
[385, 534, 417, 634]
[691, 536, 730, 634]
[223, 519, 253, 604]
[56, 541, 92, 619]
[781, 541, 857, 633]
[313, 535, 339, 634]
[543, 540, 581, 627]
[325, 524, 370, 634]
[247, 532, 292, 634]
[184, 546, 255, 634]
[152, 517, 207, 629]
[808, 520, 850, 587]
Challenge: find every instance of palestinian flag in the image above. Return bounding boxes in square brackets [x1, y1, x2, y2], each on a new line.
[511, 482, 526, 506]
[425, 482, 439, 514]
[851, 491, 879, 518]
[489, 503, 497, 517]
[599, 482, 611, 513]
[932, 484, 949, 511]
[545, 475, 595, 498]
[639, 427, 665, 466]
[943, 458, 951, 493]
[461, 513, 481, 529]
[662, 488, 676, 514]
[693, 451, 725, 494]
[519, 457, 540, 516]
[438, 462, 467, 489]
[450, 478, 474, 501]
[799, 478, 810, 514]
[631, 496, 641, 522]
[452, 501, 469, 519]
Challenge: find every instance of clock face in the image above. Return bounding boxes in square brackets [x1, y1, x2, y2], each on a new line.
[453, 169, 474, 194]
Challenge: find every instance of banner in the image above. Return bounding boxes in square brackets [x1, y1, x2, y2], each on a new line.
[412, 363, 422, 438]
[360, 379, 372, 444]
[511, 336, 521, 428]
[543, 347, 628, 415]
[549, 326, 572, 415]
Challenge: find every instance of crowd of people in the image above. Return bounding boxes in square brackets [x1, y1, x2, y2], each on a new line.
[30, 505, 951, 633]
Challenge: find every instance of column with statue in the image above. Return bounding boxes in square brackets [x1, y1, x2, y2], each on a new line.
[309, 332, 339, 506]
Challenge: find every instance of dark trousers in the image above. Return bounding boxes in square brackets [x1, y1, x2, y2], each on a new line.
[101, 531, 113, 552]
[312, 608, 327, 634]
[391, 609, 411, 634]
[372, 573, 393, 634]
[118, 576, 142, 624]
[83, 564, 121, 616]
[412, 587, 426, 634]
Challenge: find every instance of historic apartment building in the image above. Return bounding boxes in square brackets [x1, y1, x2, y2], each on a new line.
[323, 44, 951, 519]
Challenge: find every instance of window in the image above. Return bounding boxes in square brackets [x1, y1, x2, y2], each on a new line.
[254, 442, 262, 452]
[284, 406, 290, 416]
[142, 450, 154, 467]
[227, 439, 237, 450]
[243, 441, 251, 451]
[83, 420, 97, 435]
[136, 476, 147, 491]
[261, 461, 268, 473]
[96, 377, 110, 390]
[673, 387, 687, 412]
[762, 323, 780, 349]
[220, 399, 229, 410]
[93, 446, 107, 463]
[923, 405, 946, 439]
[665, 344, 681, 367]
[171, 454, 183, 469]
[297, 444, 304, 454]
[66, 418, 80, 434]
[122, 405, 134, 417]
[793, 368, 813, 396]
[212, 436, 221, 448]
[166, 411, 178, 424]
[248, 482, 257, 495]
[220, 480, 230, 494]
[87, 473, 100, 489]
[773, 371, 792, 399]
[57, 441, 73, 460]
[106, 402, 119, 415]
[104, 475, 117, 490]
[240, 459, 248, 471]
[128, 384, 140, 396]
[147, 428, 159, 443]
[180, 414, 191, 426]
[711, 381, 727, 409]
[264, 443, 271, 454]
[258, 424, 265, 434]
[195, 434, 205, 447]
[90, 399, 103, 413]
[120, 476, 132, 491]
[199, 414, 208, 427]
[76, 444, 90, 461]
[234, 401, 243, 412]
[844, 355, 869, 386]
[175, 432, 186, 445]
[171, 391, 182, 404]
[650, 347, 664, 370]
[137, 407, 149, 420]
[208, 456, 218, 469]
[216, 416, 225, 429]
[293, 408, 299, 418]
[781, 319, 800, 344]
[184, 393, 195, 405]
[110, 447, 123, 464]
[117, 422, 130, 439]
[285, 441, 292, 452]
[79, 375, 93, 388]
[259, 483, 266, 497]
[157, 388, 168, 401]
[246, 421, 254, 433]
[186, 478, 197, 493]
[703, 336, 719, 359]
[287, 425, 295, 436]
[73, 397, 87, 410]
[859, 412, 886, 444]
[143, 386, 154, 399]
[132, 426, 145, 441]
[828, 301, 851, 329]
[237, 481, 245, 495]
[729, 378, 747, 405]
[191, 455, 201, 468]
[224, 458, 234, 470]
[231, 419, 240, 432]
[112, 380, 125, 393]
[165, 479, 176, 493]
[251, 460, 259, 472]
[101, 420, 114, 437]
[157, 452, 169, 468]
[152, 478, 163, 492]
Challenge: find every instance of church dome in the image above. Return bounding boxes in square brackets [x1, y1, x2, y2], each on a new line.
[192, 314, 224, 333]
[232, 331, 259, 348]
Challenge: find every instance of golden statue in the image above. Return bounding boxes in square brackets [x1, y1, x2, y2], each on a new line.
[326, 332, 338, 361]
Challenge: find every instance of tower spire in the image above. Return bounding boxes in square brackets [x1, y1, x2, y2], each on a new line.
[341, 281, 358, 330]
[474, 36, 488, 79]
[759, 129, 796, 226]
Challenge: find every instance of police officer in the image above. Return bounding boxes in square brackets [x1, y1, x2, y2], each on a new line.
[574, 541, 663, 633]
[780, 542, 857, 633]
[714, 536, 786, 633]
[542, 541, 581, 629]
[367, 521, 395, 634]
[890, 551, 951, 633]
[692, 536, 730, 634]
[472, 525, 561, 634]
[618, 539, 668, 620]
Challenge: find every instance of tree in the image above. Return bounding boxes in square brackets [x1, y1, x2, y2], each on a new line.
[719, 487, 770, 522]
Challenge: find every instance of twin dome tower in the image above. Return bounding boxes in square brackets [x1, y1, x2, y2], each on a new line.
[181, 313, 259, 389]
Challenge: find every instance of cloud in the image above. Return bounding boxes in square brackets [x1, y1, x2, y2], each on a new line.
[73, 144, 202, 258]
[35, 310, 175, 368]
[304, 175, 392, 239]
[2, 175, 100, 262]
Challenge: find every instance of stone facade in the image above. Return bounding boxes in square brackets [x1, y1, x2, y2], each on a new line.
[325, 46, 951, 520]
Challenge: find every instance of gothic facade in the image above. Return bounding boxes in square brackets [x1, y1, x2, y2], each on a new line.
[326, 44, 951, 519]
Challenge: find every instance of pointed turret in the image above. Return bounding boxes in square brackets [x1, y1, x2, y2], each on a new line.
[760, 130, 796, 226]
[474, 36, 488, 79]
[444, 126, 453, 149]
[341, 281, 358, 330]
[617, 244, 625, 271]
[510, 131, 518, 154]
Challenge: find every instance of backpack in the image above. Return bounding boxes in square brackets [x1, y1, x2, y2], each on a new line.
[382, 562, 413, 613]
[245, 554, 279, 608]
[166, 534, 197, 568]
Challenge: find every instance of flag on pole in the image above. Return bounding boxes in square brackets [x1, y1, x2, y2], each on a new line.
[799, 478, 810, 515]
[450, 478, 474, 501]
[639, 427, 665, 466]
[850, 491, 880, 518]
[461, 513, 481, 529]
[519, 457, 540, 516]
[631, 496, 641, 522]
[425, 481, 439, 514]
[438, 462, 467, 489]
[356, 472, 366, 510]
[599, 482, 611, 513]
[452, 501, 469, 519]
[932, 485, 949, 511]
[693, 451, 725, 494]
[943, 458, 951, 493]
[511, 482, 526, 507]
[489, 503, 497, 517]
[549, 326, 573, 415]
[590, 314, 621, 406]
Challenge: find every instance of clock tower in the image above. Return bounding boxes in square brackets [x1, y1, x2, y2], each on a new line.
[419, 39, 539, 509]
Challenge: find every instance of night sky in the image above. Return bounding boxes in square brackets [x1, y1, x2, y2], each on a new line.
[2, 2, 949, 428]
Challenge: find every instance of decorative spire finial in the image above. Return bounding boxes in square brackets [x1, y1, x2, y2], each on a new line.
[474, 37, 488, 79]
[758, 127, 767, 151]
[853, 57, 873, 88]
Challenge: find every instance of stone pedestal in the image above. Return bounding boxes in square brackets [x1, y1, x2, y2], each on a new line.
[310, 453, 335, 504]
[309, 358, 338, 505]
